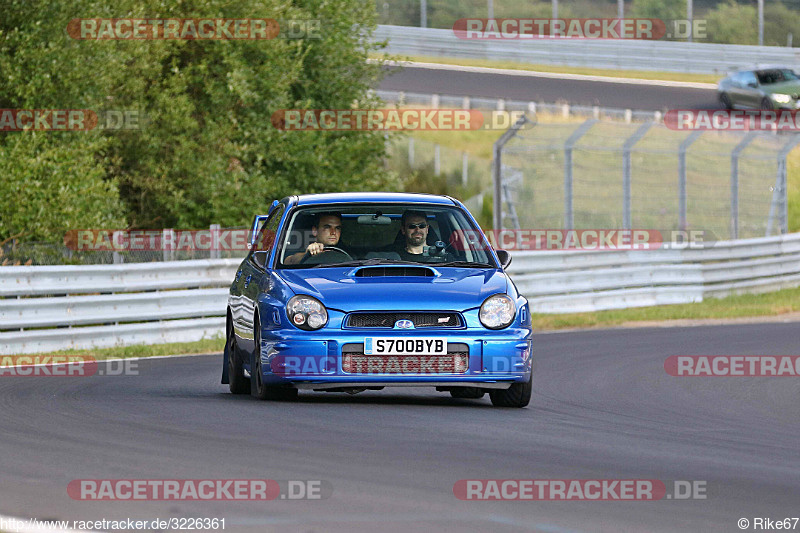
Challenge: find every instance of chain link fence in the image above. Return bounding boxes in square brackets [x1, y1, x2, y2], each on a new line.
[494, 116, 798, 239]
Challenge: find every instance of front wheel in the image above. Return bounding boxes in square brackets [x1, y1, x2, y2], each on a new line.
[761, 97, 774, 110]
[719, 93, 732, 110]
[251, 318, 298, 401]
[489, 368, 532, 407]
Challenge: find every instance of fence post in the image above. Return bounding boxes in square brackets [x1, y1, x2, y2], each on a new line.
[678, 130, 703, 231]
[408, 137, 414, 167]
[434, 144, 440, 176]
[563, 119, 597, 229]
[622, 122, 654, 230]
[462, 151, 468, 187]
[730, 132, 757, 240]
[493, 114, 533, 230]
[768, 134, 800, 235]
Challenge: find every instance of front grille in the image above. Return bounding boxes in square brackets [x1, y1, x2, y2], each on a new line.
[346, 312, 462, 329]
[341, 342, 469, 374]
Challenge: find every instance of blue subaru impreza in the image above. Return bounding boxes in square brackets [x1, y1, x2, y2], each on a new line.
[221, 192, 533, 407]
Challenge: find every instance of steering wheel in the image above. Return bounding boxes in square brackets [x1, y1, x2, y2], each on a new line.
[299, 246, 353, 265]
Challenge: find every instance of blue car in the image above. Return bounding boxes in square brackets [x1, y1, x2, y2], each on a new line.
[221, 192, 533, 407]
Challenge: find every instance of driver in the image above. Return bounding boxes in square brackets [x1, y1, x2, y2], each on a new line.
[284, 212, 343, 265]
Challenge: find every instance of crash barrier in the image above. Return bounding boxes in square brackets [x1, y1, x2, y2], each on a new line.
[506, 232, 800, 313]
[0, 259, 238, 355]
[1, 234, 799, 354]
[375, 89, 664, 123]
[375, 25, 800, 75]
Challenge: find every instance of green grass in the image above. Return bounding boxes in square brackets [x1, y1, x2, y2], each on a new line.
[21, 336, 225, 360]
[533, 287, 800, 330]
[373, 53, 722, 84]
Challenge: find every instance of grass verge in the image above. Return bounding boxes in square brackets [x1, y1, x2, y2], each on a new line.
[21, 336, 225, 360]
[373, 53, 722, 84]
[533, 287, 800, 330]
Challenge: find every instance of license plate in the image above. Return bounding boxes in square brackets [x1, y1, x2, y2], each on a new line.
[364, 337, 447, 356]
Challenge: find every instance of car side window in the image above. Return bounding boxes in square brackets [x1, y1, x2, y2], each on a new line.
[252, 205, 284, 268]
[742, 72, 758, 87]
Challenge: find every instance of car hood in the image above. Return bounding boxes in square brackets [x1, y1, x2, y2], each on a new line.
[764, 81, 800, 95]
[277, 266, 508, 311]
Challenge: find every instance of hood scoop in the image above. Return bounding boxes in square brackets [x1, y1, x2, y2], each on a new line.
[353, 266, 437, 278]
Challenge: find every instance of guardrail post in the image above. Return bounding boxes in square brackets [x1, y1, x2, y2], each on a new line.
[162, 229, 175, 262]
[622, 122, 653, 230]
[493, 114, 533, 230]
[730, 132, 757, 240]
[563, 119, 597, 229]
[678, 130, 703, 231]
[210, 224, 221, 259]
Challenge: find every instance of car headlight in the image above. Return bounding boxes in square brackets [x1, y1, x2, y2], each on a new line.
[286, 295, 328, 330]
[479, 294, 516, 329]
[772, 93, 792, 103]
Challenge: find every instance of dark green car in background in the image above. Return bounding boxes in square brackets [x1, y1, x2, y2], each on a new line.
[718, 68, 800, 110]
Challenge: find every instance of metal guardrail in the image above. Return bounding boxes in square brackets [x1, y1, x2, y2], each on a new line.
[506, 233, 800, 313]
[375, 25, 800, 75]
[0, 259, 238, 355]
[376, 89, 663, 122]
[2, 235, 799, 354]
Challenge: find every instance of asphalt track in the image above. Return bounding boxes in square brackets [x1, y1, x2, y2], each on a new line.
[379, 64, 720, 111]
[2, 322, 799, 532]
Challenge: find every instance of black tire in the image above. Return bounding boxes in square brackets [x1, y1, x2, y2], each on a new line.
[761, 97, 773, 111]
[719, 93, 732, 110]
[226, 318, 249, 394]
[489, 367, 532, 408]
[251, 317, 298, 402]
[449, 387, 485, 399]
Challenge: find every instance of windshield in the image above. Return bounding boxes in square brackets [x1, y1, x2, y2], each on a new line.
[276, 203, 497, 269]
[756, 69, 799, 84]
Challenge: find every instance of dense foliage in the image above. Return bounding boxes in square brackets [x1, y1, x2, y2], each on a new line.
[0, 0, 398, 243]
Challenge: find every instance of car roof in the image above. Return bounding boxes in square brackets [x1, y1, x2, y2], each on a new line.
[294, 192, 457, 206]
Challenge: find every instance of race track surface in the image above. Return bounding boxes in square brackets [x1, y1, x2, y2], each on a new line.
[379, 65, 720, 111]
[2, 322, 798, 532]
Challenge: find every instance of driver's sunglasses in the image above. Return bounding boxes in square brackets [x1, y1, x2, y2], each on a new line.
[406, 223, 428, 230]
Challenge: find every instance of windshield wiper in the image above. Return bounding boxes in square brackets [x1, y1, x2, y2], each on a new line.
[436, 261, 496, 268]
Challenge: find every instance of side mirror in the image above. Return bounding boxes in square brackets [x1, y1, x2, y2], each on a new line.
[495, 249, 512, 269]
[747, 81, 758, 88]
[248, 214, 269, 250]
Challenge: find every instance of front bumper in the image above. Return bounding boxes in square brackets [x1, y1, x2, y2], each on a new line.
[253, 328, 533, 388]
